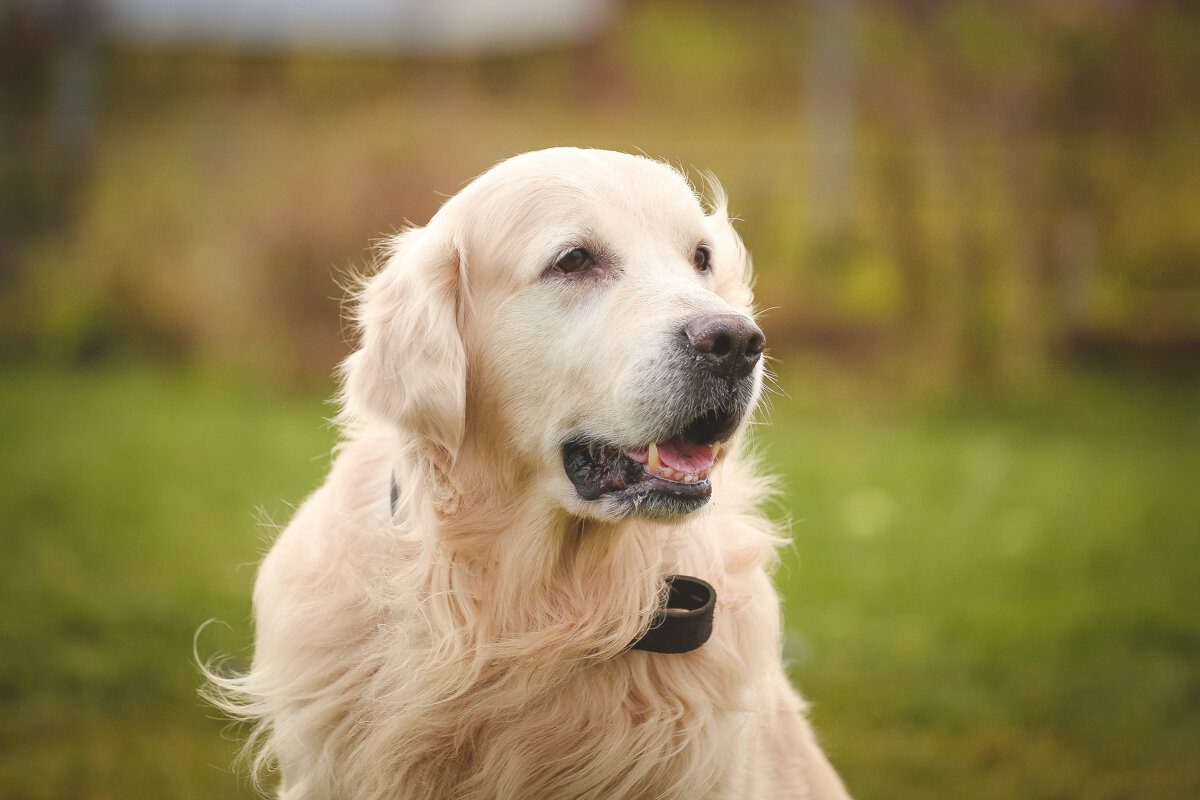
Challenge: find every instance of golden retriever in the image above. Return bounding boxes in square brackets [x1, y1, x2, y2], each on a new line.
[212, 148, 851, 799]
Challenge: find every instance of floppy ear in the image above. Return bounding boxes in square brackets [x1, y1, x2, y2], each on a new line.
[340, 225, 467, 458]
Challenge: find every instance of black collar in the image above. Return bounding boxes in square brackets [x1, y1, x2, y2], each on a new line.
[389, 475, 715, 654]
[630, 575, 715, 654]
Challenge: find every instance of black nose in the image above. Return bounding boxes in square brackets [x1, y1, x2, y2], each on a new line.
[683, 313, 766, 379]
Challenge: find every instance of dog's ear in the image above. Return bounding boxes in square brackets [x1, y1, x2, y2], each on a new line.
[339, 225, 467, 457]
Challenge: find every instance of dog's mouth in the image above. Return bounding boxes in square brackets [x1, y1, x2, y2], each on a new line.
[562, 407, 742, 517]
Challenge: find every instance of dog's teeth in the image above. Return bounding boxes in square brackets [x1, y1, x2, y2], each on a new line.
[712, 441, 722, 459]
[648, 442, 660, 472]
[684, 474, 697, 484]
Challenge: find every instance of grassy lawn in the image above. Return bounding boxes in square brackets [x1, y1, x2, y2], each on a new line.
[773, 368, 1200, 799]
[0, 364, 339, 800]
[1, 361, 1197, 799]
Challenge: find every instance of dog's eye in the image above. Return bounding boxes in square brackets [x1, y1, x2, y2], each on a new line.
[555, 247, 593, 275]
[692, 245, 712, 273]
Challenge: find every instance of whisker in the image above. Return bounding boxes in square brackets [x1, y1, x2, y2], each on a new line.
[752, 306, 781, 321]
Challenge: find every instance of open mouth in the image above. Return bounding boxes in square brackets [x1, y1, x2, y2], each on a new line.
[562, 407, 742, 517]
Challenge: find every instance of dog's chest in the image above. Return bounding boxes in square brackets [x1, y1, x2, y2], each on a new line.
[437, 656, 759, 799]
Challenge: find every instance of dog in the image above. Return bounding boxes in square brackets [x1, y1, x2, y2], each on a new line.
[212, 148, 851, 799]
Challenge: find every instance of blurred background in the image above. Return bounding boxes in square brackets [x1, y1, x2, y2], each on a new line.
[1, 0, 1197, 797]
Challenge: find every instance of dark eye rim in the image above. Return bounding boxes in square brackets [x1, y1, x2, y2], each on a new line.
[692, 244, 713, 273]
[553, 246, 594, 275]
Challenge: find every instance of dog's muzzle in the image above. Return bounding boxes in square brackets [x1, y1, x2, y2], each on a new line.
[562, 312, 764, 518]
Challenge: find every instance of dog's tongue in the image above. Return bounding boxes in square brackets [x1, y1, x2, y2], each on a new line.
[656, 434, 715, 473]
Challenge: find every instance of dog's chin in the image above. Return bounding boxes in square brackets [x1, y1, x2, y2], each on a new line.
[614, 478, 712, 520]
[561, 406, 743, 521]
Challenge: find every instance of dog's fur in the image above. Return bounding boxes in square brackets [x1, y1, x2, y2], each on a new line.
[211, 148, 850, 799]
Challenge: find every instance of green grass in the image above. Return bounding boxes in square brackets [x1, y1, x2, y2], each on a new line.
[1, 362, 1197, 799]
[0, 364, 338, 799]
[772, 368, 1200, 799]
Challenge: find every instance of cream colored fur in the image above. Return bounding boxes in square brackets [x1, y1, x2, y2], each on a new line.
[210, 148, 851, 799]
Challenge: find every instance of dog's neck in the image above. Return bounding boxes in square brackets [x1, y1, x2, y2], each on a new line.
[386, 447, 705, 659]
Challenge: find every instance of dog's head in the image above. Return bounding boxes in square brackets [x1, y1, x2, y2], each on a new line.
[343, 148, 765, 521]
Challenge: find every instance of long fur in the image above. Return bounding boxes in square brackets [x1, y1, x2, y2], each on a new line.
[207, 148, 850, 799]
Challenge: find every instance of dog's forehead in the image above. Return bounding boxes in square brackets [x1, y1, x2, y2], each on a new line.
[455, 149, 707, 250]
[483, 148, 698, 205]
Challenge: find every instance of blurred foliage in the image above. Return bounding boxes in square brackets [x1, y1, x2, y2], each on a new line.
[2, 0, 1198, 386]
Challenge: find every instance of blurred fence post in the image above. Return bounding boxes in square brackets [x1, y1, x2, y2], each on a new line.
[1, 0, 94, 351]
[54, 0, 96, 171]
[803, 0, 855, 244]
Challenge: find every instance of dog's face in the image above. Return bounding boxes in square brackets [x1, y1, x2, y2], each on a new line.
[345, 148, 765, 521]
